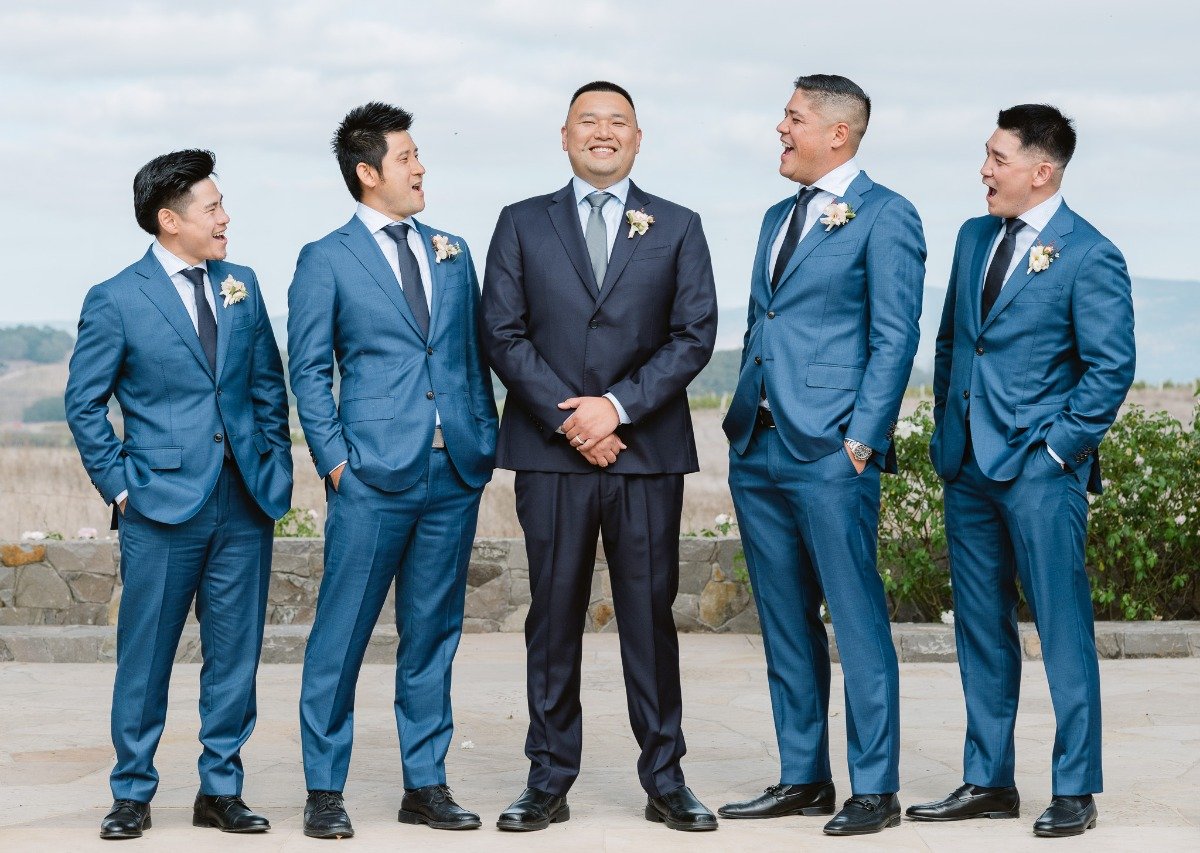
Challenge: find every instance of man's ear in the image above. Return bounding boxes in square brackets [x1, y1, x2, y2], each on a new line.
[1031, 160, 1056, 189]
[157, 207, 179, 236]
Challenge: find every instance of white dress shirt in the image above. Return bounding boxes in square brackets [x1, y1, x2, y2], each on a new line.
[983, 191, 1067, 465]
[768, 158, 862, 273]
[356, 202, 434, 314]
[569, 175, 633, 426]
[151, 240, 217, 334]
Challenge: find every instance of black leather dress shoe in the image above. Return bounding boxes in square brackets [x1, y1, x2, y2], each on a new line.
[398, 784, 481, 830]
[823, 793, 901, 835]
[645, 785, 718, 832]
[719, 781, 836, 818]
[1033, 795, 1097, 837]
[303, 790, 354, 839]
[100, 800, 151, 840]
[192, 793, 271, 832]
[496, 788, 570, 831]
[906, 783, 1020, 821]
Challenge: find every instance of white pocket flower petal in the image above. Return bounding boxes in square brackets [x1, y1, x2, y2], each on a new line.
[219, 275, 248, 308]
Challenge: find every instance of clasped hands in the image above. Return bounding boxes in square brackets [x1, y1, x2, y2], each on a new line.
[558, 396, 626, 468]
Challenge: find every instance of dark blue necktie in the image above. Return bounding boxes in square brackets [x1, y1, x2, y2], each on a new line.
[981, 217, 1025, 323]
[180, 266, 217, 373]
[770, 186, 820, 291]
[382, 222, 430, 339]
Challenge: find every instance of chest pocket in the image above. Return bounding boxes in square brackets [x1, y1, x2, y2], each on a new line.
[1015, 275, 1064, 302]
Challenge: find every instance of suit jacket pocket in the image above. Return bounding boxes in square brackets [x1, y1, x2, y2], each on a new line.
[809, 240, 859, 257]
[1017, 277, 1064, 302]
[1014, 399, 1068, 429]
[806, 362, 865, 391]
[339, 395, 395, 423]
[140, 447, 183, 470]
[252, 431, 272, 455]
[633, 243, 672, 261]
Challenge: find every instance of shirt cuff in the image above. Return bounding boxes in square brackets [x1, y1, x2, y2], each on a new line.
[330, 460, 347, 477]
[114, 490, 128, 506]
[1045, 444, 1066, 467]
[604, 393, 631, 425]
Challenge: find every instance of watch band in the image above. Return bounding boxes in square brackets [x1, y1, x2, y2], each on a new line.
[846, 439, 874, 461]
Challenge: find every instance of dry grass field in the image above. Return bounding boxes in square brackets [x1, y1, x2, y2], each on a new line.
[1, 389, 1194, 541]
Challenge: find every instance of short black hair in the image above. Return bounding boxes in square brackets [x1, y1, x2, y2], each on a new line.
[333, 102, 414, 201]
[793, 74, 871, 140]
[132, 149, 216, 236]
[997, 104, 1076, 167]
[569, 80, 635, 113]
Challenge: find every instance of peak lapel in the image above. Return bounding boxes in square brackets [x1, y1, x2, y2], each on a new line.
[593, 182, 648, 312]
[981, 204, 1075, 333]
[340, 216, 423, 338]
[547, 184, 599, 298]
[134, 248, 212, 377]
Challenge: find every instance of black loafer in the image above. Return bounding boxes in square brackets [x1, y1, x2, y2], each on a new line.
[192, 793, 270, 832]
[1033, 795, 1097, 837]
[719, 781, 836, 818]
[303, 790, 354, 839]
[823, 793, 901, 835]
[496, 787, 569, 831]
[100, 800, 151, 840]
[645, 785, 718, 832]
[906, 783, 1020, 821]
[398, 784, 481, 830]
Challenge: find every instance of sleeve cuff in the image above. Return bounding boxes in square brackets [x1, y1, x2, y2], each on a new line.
[604, 393, 631, 425]
[114, 490, 128, 506]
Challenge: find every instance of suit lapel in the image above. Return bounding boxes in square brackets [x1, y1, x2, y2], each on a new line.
[981, 203, 1075, 332]
[965, 218, 997, 336]
[774, 171, 873, 293]
[339, 215, 423, 338]
[411, 219, 445, 338]
[134, 248, 212, 376]
[753, 198, 791, 305]
[593, 182, 649, 312]
[547, 183, 598, 299]
[206, 260, 232, 380]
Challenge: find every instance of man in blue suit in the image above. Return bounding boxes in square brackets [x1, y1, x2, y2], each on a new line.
[65, 149, 292, 839]
[910, 105, 1135, 838]
[288, 102, 498, 839]
[481, 81, 718, 832]
[721, 75, 925, 836]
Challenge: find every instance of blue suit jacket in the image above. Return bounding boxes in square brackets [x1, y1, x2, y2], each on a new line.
[287, 215, 497, 492]
[723, 172, 926, 472]
[481, 181, 718, 474]
[930, 203, 1135, 493]
[65, 248, 293, 524]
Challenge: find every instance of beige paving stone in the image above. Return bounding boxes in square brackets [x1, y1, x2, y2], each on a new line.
[0, 635, 1196, 851]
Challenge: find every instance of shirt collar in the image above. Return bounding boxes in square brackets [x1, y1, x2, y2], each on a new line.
[356, 201, 415, 234]
[804, 158, 861, 199]
[572, 175, 630, 208]
[1014, 191, 1063, 234]
[152, 240, 201, 279]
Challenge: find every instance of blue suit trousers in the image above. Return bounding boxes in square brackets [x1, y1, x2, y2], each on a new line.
[299, 448, 482, 791]
[110, 460, 273, 802]
[729, 427, 899, 794]
[944, 441, 1102, 795]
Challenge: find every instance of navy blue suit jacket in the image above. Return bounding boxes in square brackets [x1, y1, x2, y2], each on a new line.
[287, 216, 497, 491]
[481, 181, 718, 474]
[723, 172, 926, 472]
[65, 248, 293, 523]
[930, 203, 1135, 493]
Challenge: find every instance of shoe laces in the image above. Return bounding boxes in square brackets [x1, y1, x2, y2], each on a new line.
[310, 790, 344, 812]
[212, 795, 248, 811]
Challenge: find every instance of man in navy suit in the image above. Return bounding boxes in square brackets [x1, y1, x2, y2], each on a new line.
[287, 103, 498, 839]
[910, 104, 1134, 838]
[481, 81, 718, 832]
[66, 149, 292, 839]
[721, 75, 925, 836]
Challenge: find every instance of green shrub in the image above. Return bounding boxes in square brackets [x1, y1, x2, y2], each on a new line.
[275, 507, 320, 538]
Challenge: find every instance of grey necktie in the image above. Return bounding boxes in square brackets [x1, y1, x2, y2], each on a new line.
[585, 191, 612, 290]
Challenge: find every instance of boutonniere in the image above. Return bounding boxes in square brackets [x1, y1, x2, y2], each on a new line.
[625, 209, 654, 238]
[1028, 243, 1059, 274]
[431, 234, 462, 263]
[219, 275, 247, 307]
[819, 201, 855, 231]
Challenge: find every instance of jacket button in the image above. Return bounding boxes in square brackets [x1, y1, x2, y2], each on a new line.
[975, 346, 984, 355]
[426, 391, 435, 400]
[767, 311, 776, 319]
[214, 433, 224, 443]
[588, 321, 599, 329]
[426, 347, 434, 355]
[216, 389, 223, 396]
[754, 356, 762, 365]
[962, 390, 970, 399]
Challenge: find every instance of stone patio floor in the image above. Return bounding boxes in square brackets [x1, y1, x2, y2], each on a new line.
[1, 634, 1197, 851]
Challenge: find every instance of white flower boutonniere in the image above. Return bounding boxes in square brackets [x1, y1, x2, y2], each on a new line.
[1028, 243, 1059, 274]
[431, 234, 462, 264]
[819, 201, 855, 231]
[626, 209, 654, 238]
[219, 275, 248, 307]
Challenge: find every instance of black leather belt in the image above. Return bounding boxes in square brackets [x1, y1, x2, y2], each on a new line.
[756, 407, 776, 429]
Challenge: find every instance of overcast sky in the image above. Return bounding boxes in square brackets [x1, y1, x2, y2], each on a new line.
[2, 0, 1197, 328]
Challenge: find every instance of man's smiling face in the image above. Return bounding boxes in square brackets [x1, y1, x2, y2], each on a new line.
[562, 90, 641, 189]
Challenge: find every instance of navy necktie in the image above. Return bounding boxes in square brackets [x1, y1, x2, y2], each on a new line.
[770, 186, 820, 291]
[180, 266, 217, 373]
[382, 222, 430, 339]
[981, 217, 1025, 323]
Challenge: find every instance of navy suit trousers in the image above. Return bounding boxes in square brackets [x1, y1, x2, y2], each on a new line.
[110, 460, 273, 802]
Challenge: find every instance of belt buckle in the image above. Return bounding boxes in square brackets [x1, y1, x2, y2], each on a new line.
[431, 426, 446, 449]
